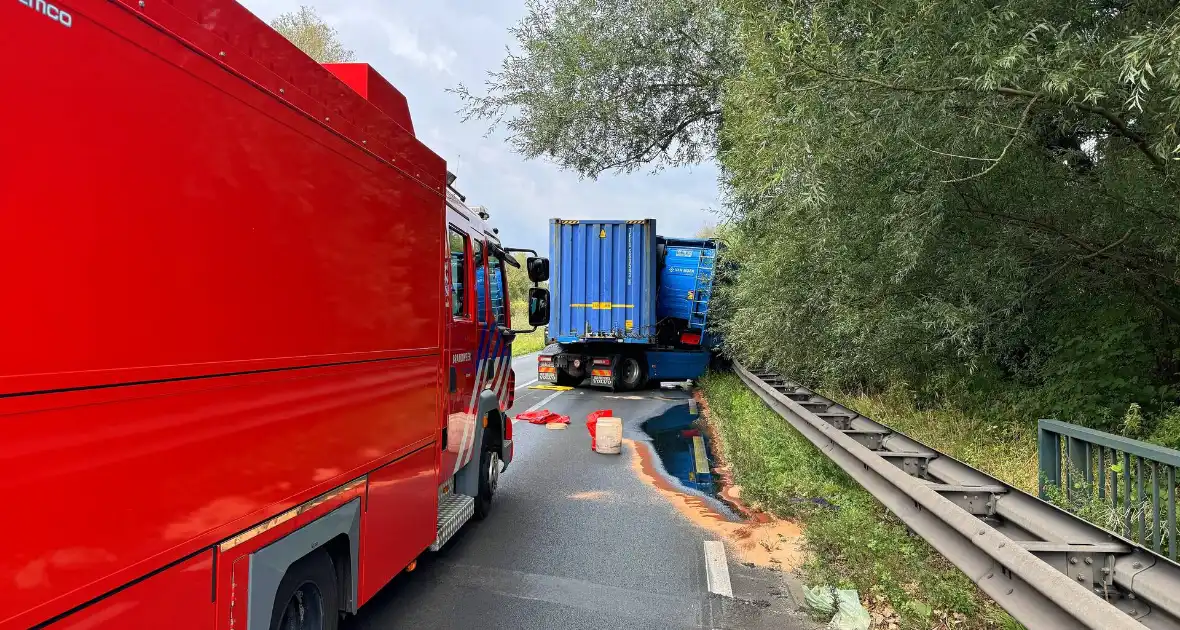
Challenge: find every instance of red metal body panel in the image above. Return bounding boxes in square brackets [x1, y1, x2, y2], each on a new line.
[359, 448, 437, 605]
[2, 359, 438, 628]
[1, 0, 458, 627]
[44, 553, 215, 630]
[2, 0, 445, 397]
[225, 556, 251, 630]
[2, 0, 521, 626]
[323, 63, 416, 135]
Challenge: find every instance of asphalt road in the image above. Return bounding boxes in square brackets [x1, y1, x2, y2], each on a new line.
[346, 353, 816, 630]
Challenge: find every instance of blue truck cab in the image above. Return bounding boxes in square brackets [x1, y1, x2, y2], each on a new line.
[538, 219, 719, 390]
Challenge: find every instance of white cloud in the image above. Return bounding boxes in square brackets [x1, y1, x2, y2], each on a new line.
[239, 0, 720, 251]
[376, 18, 458, 74]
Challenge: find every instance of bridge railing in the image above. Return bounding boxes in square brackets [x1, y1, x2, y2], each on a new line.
[1038, 419, 1179, 562]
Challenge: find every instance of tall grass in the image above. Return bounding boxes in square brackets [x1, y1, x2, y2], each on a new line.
[830, 387, 1039, 494]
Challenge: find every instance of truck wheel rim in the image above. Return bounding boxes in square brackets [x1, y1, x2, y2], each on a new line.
[487, 451, 500, 495]
[620, 359, 640, 385]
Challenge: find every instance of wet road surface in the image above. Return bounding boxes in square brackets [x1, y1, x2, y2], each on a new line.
[345, 353, 818, 629]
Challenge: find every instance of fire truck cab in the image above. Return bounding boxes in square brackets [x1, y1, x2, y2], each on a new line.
[438, 175, 541, 528]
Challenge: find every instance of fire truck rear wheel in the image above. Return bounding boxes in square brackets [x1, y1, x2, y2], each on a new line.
[474, 421, 500, 520]
[269, 550, 339, 630]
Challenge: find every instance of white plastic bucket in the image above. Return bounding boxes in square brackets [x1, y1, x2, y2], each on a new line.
[594, 417, 623, 454]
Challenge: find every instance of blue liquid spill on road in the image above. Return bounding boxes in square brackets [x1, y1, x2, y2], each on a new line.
[640, 400, 720, 497]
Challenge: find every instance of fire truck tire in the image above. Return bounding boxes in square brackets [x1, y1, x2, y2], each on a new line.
[269, 550, 340, 630]
[474, 428, 500, 520]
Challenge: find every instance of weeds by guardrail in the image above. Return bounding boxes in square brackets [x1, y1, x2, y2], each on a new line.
[1038, 419, 1179, 563]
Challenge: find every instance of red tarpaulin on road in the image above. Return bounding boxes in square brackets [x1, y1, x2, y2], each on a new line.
[515, 410, 570, 425]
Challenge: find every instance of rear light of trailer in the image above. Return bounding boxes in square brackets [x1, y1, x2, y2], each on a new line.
[592, 357, 611, 366]
[591, 369, 611, 377]
[680, 332, 702, 345]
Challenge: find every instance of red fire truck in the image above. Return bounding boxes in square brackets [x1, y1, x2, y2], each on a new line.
[1, 1, 551, 628]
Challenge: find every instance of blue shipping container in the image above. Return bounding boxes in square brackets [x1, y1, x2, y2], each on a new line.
[549, 219, 658, 344]
[656, 238, 718, 337]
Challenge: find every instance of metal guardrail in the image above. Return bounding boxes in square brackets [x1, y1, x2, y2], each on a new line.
[734, 362, 1180, 630]
[1039, 419, 1179, 563]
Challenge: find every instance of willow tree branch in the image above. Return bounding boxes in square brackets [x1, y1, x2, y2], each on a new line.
[941, 96, 1038, 183]
[802, 64, 1170, 175]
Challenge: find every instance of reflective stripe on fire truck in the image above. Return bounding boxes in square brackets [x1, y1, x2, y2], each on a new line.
[457, 328, 496, 472]
[453, 326, 513, 474]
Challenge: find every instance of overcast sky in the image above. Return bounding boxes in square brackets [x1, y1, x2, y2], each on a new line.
[238, 0, 720, 252]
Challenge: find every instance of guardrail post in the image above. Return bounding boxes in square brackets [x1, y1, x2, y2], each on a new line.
[1038, 420, 1062, 500]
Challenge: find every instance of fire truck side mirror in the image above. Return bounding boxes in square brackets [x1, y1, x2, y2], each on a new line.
[527, 287, 550, 328]
[526, 257, 549, 283]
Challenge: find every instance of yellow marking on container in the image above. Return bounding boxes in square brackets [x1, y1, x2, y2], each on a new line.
[570, 302, 634, 310]
[599, 228, 607, 238]
[692, 436, 710, 475]
[625, 319, 633, 330]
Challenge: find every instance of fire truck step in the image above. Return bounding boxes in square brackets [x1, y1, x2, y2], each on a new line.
[431, 493, 474, 551]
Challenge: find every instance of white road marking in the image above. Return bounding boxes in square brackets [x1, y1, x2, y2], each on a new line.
[524, 390, 564, 413]
[514, 378, 539, 391]
[703, 541, 733, 598]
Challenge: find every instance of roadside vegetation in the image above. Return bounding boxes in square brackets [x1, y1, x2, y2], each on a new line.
[459, 0, 1180, 438]
[461, 0, 1180, 557]
[701, 372, 1020, 630]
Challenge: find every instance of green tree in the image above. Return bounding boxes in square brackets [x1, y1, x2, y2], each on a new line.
[455, 0, 735, 178]
[717, 0, 1180, 424]
[506, 253, 535, 306]
[271, 6, 356, 64]
[470, 0, 1180, 426]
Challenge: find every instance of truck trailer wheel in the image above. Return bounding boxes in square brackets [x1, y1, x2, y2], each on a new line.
[616, 356, 646, 391]
[269, 550, 339, 630]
